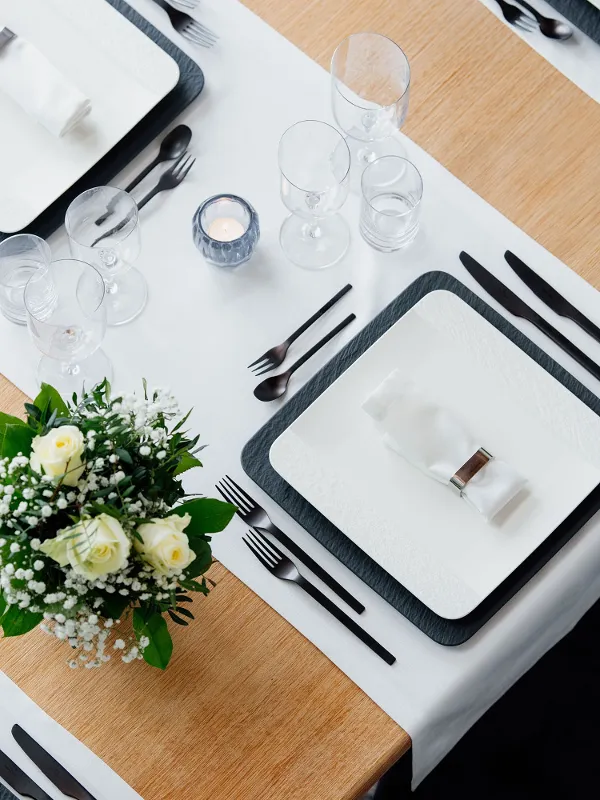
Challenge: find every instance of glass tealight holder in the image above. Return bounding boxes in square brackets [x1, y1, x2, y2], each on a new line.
[193, 195, 260, 268]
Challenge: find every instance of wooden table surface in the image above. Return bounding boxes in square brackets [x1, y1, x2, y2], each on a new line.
[2, 1, 600, 798]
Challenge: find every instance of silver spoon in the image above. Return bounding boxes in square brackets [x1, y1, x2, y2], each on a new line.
[254, 314, 356, 402]
[516, 0, 573, 39]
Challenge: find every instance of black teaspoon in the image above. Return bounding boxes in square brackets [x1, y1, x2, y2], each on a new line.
[254, 314, 356, 402]
[95, 125, 192, 225]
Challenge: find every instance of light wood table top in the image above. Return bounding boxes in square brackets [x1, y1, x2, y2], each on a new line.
[2, 1, 600, 798]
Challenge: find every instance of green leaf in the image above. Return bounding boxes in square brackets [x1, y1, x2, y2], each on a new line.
[0, 594, 7, 621]
[170, 497, 236, 536]
[133, 609, 173, 670]
[0, 419, 34, 460]
[1, 606, 43, 637]
[167, 609, 188, 626]
[101, 594, 130, 621]
[173, 453, 203, 476]
[171, 408, 193, 435]
[184, 536, 213, 579]
[174, 606, 194, 620]
[34, 383, 69, 419]
[115, 448, 133, 465]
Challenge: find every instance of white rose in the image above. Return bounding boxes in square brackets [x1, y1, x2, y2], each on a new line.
[40, 513, 131, 581]
[135, 514, 196, 575]
[30, 426, 85, 487]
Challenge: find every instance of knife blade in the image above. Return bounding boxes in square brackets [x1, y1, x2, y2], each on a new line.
[504, 250, 600, 346]
[459, 251, 600, 383]
[0, 749, 52, 800]
[12, 726, 98, 800]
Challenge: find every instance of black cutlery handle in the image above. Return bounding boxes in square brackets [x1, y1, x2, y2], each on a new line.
[570, 309, 600, 348]
[287, 284, 353, 346]
[256, 525, 365, 614]
[136, 185, 162, 211]
[289, 314, 356, 375]
[297, 577, 395, 665]
[532, 315, 600, 382]
[124, 155, 161, 194]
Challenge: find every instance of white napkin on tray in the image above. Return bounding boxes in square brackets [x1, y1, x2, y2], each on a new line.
[363, 370, 526, 520]
[0, 29, 91, 137]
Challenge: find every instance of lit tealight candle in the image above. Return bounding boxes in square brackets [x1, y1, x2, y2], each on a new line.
[207, 217, 246, 242]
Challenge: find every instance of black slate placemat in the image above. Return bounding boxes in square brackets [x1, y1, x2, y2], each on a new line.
[0, 784, 17, 800]
[545, 0, 600, 43]
[0, 0, 205, 243]
[241, 271, 600, 646]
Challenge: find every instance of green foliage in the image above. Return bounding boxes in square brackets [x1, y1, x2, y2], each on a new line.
[0, 412, 33, 459]
[133, 608, 173, 670]
[171, 497, 236, 536]
[1, 606, 44, 637]
[173, 453, 202, 476]
[185, 537, 213, 579]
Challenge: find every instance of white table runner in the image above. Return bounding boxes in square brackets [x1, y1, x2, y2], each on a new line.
[2, 0, 600, 792]
[477, 0, 600, 102]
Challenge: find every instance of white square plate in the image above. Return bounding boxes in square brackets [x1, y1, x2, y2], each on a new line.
[270, 291, 600, 619]
[0, 0, 180, 233]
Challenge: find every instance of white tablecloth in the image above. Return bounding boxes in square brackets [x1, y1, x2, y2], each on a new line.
[2, 0, 600, 793]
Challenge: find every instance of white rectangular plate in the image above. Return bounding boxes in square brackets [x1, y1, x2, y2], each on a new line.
[0, 0, 180, 233]
[270, 291, 600, 619]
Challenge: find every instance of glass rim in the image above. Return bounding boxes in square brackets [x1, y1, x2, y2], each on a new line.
[24, 258, 106, 320]
[196, 193, 255, 243]
[278, 120, 351, 192]
[331, 32, 411, 110]
[361, 156, 424, 216]
[65, 186, 139, 247]
[0, 234, 51, 288]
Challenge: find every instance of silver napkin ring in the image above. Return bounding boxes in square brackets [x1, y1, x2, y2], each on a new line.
[449, 447, 494, 496]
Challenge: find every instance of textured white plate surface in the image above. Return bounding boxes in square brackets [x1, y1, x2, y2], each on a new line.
[270, 291, 600, 619]
[0, 0, 179, 233]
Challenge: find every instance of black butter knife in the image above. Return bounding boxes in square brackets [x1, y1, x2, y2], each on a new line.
[504, 250, 600, 346]
[459, 251, 600, 382]
[0, 749, 52, 800]
[12, 726, 98, 800]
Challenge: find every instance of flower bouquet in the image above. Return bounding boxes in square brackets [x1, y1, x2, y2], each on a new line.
[0, 381, 235, 669]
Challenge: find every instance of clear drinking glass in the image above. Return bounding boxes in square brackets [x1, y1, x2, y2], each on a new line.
[331, 33, 410, 184]
[360, 156, 423, 251]
[0, 235, 51, 325]
[65, 187, 146, 326]
[24, 259, 112, 398]
[279, 120, 351, 270]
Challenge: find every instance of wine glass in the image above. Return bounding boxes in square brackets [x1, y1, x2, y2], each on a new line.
[279, 120, 351, 271]
[331, 33, 410, 185]
[24, 259, 112, 398]
[65, 187, 147, 326]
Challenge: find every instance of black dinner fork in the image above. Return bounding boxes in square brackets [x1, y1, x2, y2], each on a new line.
[244, 530, 395, 665]
[493, 0, 537, 31]
[136, 153, 196, 210]
[216, 475, 365, 614]
[152, 0, 218, 48]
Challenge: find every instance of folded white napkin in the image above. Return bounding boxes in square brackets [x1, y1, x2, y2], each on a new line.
[0, 30, 91, 137]
[363, 370, 526, 520]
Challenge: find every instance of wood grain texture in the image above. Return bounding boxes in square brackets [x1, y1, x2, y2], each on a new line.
[2, 0, 600, 797]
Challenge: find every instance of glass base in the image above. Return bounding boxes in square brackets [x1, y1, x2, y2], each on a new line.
[105, 266, 147, 326]
[37, 349, 113, 399]
[348, 137, 407, 192]
[280, 215, 350, 271]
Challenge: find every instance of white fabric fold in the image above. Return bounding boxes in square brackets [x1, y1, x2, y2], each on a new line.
[363, 369, 526, 520]
[0, 31, 91, 137]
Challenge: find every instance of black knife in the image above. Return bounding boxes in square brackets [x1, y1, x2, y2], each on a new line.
[459, 251, 600, 383]
[12, 726, 98, 800]
[0, 749, 52, 800]
[504, 250, 600, 346]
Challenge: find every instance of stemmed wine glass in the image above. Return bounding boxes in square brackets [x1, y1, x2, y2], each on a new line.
[65, 187, 146, 326]
[279, 120, 351, 271]
[24, 259, 112, 397]
[331, 33, 410, 185]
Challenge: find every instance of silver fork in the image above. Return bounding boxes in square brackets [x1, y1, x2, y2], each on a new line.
[492, 0, 537, 32]
[244, 530, 395, 665]
[137, 152, 196, 210]
[0, 27, 16, 52]
[151, 0, 218, 48]
[216, 475, 365, 614]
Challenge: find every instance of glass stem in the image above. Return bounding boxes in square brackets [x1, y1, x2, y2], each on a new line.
[301, 221, 323, 240]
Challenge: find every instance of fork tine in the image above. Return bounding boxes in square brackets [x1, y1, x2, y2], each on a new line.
[252, 529, 286, 561]
[248, 354, 271, 370]
[167, 152, 187, 175]
[190, 21, 219, 40]
[219, 479, 254, 514]
[243, 536, 273, 569]
[172, 153, 193, 177]
[247, 530, 281, 565]
[215, 482, 248, 516]
[183, 28, 214, 46]
[253, 361, 277, 377]
[177, 157, 196, 181]
[223, 475, 259, 511]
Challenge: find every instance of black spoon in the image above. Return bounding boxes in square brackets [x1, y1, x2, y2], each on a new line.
[254, 314, 356, 402]
[95, 125, 192, 224]
[516, 0, 573, 39]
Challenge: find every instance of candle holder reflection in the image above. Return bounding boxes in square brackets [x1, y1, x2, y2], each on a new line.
[193, 195, 260, 268]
